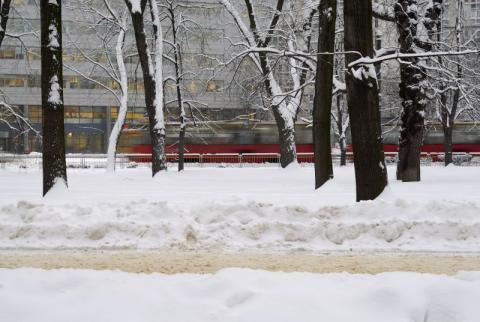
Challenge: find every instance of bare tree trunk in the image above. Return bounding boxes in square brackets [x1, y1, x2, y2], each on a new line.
[395, 0, 426, 182]
[344, 0, 387, 201]
[313, 0, 337, 189]
[443, 122, 453, 166]
[336, 94, 348, 166]
[339, 136, 347, 166]
[178, 123, 185, 170]
[149, 0, 168, 173]
[0, 0, 12, 48]
[245, 0, 297, 168]
[443, 86, 460, 166]
[125, 0, 167, 176]
[167, 5, 186, 172]
[41, 0, 67, 196]
[107, 16, 128, 173]
[271, 108, 296, 168]
[259, 53, 297, 168]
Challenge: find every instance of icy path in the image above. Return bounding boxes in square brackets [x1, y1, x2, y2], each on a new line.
[1, 166, 480, 252]
[1, 267, 480, 322]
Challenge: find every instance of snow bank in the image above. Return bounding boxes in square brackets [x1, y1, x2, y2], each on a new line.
[1, 166, 479, 251]
[1, 198, 480, 251]
[1, 268, 480, 322]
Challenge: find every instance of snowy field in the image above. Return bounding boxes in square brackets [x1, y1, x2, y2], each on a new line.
[1, 268, 480, 322]
[1, 165, 480, 252]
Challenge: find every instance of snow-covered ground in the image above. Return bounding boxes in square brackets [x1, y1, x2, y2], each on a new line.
[1, 165, 479, 251]
[1, 267, 480, 322]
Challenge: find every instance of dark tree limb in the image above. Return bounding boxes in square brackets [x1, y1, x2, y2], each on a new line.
[125, 0, 167, 175]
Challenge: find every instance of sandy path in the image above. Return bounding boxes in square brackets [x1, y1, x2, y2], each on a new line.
[1, 250, 480, 275]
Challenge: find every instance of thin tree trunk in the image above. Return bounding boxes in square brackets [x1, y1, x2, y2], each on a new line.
[339, 136, 347, 166]
[106, 16, 128, 173]
[168, 6, 186, 172]
[395, 0, 426, 182]
[41, 0, 67, 196]
[259, 51, 297, 168]
[443, 2, 462, 167]
[178, 124, 185, 170]
[344, 0, 387, 201]
[336, 94, 347, 166]
[444, 86, 460, 166]
[125, 0, 167, 176]
[253, 0, 296, 168]
[271, 108, 296, 168]
[443, 122, 453, 166]
[313, 0, 336, 189]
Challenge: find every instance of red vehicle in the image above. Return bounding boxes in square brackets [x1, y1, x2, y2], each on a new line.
[118, 122, 480, 159]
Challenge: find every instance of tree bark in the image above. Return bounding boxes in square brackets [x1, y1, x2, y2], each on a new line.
[125, 0, 167, 176]
[243, 0, 297, 168]
[0, 0, 12, 48]
[313, 0, 337, 189]
[178, 124, 185, 170]
[395, 0, 426, 182]
[106, 16, 128, 173]
[443, 86, 460, 166]
[443, 122, 453, 166]
[271, 108, 296, 168]
[344, 0, 387, 201]
[41, 0, 67, 196]
[168, 6, 186, 172]
[336, 94, 348, 166]
[339, 136, 347, 166]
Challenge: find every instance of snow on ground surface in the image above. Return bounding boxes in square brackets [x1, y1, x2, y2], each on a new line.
[1, 165, 480, 252]
[1, 267, 480, 322]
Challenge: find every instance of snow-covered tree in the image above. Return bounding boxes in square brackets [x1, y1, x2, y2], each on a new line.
[161, 0, 186, 171]
[423, 0, 480, 166]
[371, 0, 479, 172]
[0, 0, 39, 151]
[125, 0, 167, 176]
[40, 0, 67, 195]
[107, 14, 129, 172]
[67, 0, 131, 172]
[394, 0, 428, 182]
[332, 77, 348, 166]
[218, 0, 316, 168]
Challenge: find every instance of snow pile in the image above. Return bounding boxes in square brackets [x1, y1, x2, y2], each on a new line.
[1, 198, 480, 251]
[1, 166, 479, 251]
[1, 268, 480, 322]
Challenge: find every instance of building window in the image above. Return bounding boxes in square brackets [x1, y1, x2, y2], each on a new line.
[111, 106, 119, 121]
[28, 106, 42, 123]
[126, 107, 147, 125]
[27, 75, 41, 88]
[0, 77, 25, 88]
[0, 47, 16, 59]
[466, 0, 480, 23]
[65, 106, 80, 121]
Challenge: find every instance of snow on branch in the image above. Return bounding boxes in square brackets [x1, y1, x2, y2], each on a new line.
[372, 2, 395, 22]
[348, 49, 480, 69]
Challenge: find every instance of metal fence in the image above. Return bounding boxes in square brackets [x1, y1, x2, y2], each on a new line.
[1, 152, 480, 169]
